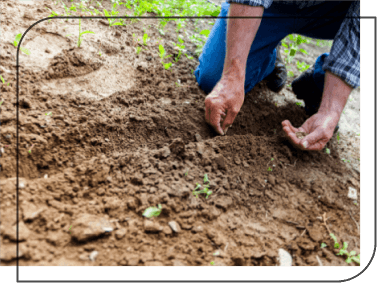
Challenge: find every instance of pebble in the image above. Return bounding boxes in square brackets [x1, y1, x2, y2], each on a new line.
[348, 187, 357, 200]
[89, 251, 99, 262]
[168, 221, 181, 233]
[278, 248, 292, 266]
[115, 228, 126, 240]
[144, 220, 162, 233]
[79, 253, 89, 261]
[195, 134, 203, 142]
[162, 226, 173, 235]
[192, 225, 204, 233]
[3, 222, 31, 242]
[267, 175, 276, 185]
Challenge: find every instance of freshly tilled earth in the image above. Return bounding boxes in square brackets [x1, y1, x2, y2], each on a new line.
[0, 0, 360, 267]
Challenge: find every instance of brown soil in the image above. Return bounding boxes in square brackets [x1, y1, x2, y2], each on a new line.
[0, 0, 360, 267]
[296, 132, 308, 139]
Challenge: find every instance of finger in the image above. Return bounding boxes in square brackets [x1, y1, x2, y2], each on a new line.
[222, 108, 238, 134]
[210, 108, 224, 135]
[301, 130, 327, 150]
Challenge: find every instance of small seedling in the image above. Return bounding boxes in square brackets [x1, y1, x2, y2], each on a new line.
[77, 19, 95, 48]
[296, 101, 303, 107]
[193, 174, 213, 199]
[336, 132, 340, 144]
[267, 167, 272, 172]
[28, 144, 34, 154]
[13, 34, 30, 55]
[320, 243, 327, 248]
[142, 33, 150, 46]
[135, 46, 142, 55]
[1, 75, 5, 84]
[142, 204, 162, 218]
[329, 233, 339, 249]
[353, 201, 358, 206]
[288, 71, 295, 77]
[325, 148, 330, 154]
[103, 8, 122, 26]
[0, 100, 4, 106]
[336, 242, 360, 265]
[98, 51, 102, 56]
[210, 261, 215, 266]
[159, 44, 173, 70]
[45, 112, 52, 116]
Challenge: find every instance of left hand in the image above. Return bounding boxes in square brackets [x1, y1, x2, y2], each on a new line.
[282, 110, 340, 151]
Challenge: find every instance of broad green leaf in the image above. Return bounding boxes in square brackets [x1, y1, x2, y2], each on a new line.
[345, 257, 352, 264]
[20, 47, 30, 55]
[343, 242, 348, 250]
[334, 242, 339, 249]
[199, 29, 210, 37]
[159, 44, 165, 57]
[289, 48, 296, 57]
[299, 48, 308, 54]
[349, 251, 356, 256]
[142, 204, 162, 218]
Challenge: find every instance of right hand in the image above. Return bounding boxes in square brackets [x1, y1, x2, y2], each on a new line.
[204, 78, 244, 135]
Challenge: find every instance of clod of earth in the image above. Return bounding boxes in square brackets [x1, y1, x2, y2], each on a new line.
[295, 131, 308, 139]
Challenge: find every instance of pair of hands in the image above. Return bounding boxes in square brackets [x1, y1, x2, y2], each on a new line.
[204, 78, 340, 151]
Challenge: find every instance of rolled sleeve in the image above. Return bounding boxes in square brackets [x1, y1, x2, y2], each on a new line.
[226, 0, 273, 9]
[322, 1, 360, 88]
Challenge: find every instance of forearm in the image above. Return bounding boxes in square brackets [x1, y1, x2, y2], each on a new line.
[222, 4, 264, 81]
[318, 71, 353, 116]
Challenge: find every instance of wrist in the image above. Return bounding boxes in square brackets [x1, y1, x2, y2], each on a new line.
[317, 71, 352, 116]
[222, 58, 246, 82]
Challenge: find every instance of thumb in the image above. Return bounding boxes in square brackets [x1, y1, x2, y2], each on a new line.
[301, 130, 321, 149]
[222, 108, 238, 134]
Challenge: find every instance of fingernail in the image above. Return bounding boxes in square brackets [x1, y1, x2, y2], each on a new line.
[303, 141, 308, 148]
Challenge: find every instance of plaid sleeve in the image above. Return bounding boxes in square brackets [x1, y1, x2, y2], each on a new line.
[322, 1, 360, 88]
[226, 0, 273, 9]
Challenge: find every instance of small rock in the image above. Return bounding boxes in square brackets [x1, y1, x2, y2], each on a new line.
[22, 201, 45, 221]
[267, 175, 276, 185]
[70, 214, 114, 242]
[278, 249, 292, 266]
[196, 143, 204, 155]
[144, 220, 162, 233]
[195, 134, 203, 142]
[242, 161, 249, 168]
[162, 226, 173, 235]
[3, 222, 31, 242]
[0, 244, 24, 261]
[192, 225, 204, 233]
[19, 183, 25, 189]
[168, 221, 181, 233]
[105, 138, 109, 142]
[115, 228, 126, 240]
[169, 138, 186, 155]
[213, 154, 227, 170]
[89, 250, 99, 261]
[348, 187, 357, 200]
[234, 156, 241, 165]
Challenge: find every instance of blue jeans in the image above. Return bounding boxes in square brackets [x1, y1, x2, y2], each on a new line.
[195, 1, 353, 95]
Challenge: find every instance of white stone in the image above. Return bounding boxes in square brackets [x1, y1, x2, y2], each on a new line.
[89, 251, 98, 262]
[348, 187, 357, 200]
[278, 249, 292, 266]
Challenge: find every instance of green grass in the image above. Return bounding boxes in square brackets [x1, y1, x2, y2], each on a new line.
[158, 44, 173, 70]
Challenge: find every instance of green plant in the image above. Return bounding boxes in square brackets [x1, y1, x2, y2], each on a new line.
[0, 75, 5, 84]
[193, 174, 213, 199]
[142, 204, 162, 218]
[172, 37, 185, 62]
[142, 33, 149, 46]
[103, 8, 123, 26]
[296, 101, 303, 107]
[77, 19, 95, 48]
[320, 243, 327, 248]
[28, 144, 34, 154]
[158, 44, 173, 70]
[336, 242, 360, 265]
[267, 167, 272, 172]
[325, 148, 330, 154]
[329, 233, 339, 248]
[296, 60, 311, 73]
[0, 100, 4, 106]
[210, 261, 215, 265]
[45, 112, 52, 116]
[13, 34, 30, 55]
[135, 46, 142, 55]
[336, 132, 340, 144]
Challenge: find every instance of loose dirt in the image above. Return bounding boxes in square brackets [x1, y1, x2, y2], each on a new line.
[0, 0, 360, 267]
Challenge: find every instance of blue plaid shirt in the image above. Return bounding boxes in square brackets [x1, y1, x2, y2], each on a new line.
[226, 0, 360, 88]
